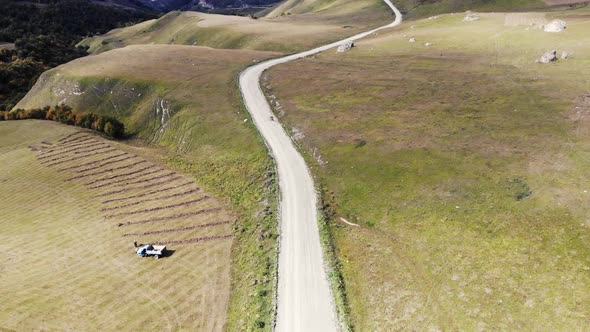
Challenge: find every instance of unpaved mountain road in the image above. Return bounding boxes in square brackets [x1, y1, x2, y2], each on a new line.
[238, 2, 402, 331]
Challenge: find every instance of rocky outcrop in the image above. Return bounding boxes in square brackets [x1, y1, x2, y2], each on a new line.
[337, 41, 354, 53]
[537, 50, 557, 63]
[561, 51, 570, 60]
[544, 20, 566, 32]
[463, 13, 480, 22]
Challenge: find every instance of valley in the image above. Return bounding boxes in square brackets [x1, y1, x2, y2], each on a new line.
[1, 0, 590, 330]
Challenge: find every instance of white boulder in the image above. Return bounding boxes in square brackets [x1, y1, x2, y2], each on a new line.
[537, 50, 557, 63]
[463, 13, 480, 22]
[561, 51, 570, 60]
[409, 38, 416, 43]
[544, 19, 566, 32]
[337, 41, 354, 53]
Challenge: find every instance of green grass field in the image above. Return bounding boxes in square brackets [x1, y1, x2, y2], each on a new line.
[267, 0, 549, 20]
[0, 120, 234, 330]
[13, 45, 281, 331]
[266, 7, 590, 330]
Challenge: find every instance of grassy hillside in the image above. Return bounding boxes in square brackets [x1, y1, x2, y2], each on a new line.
[0, 121, 233, 330]
[265, 0, 554, 20]
[264, 0, 391, 21]
[15, 45, 281, 331]
[265, 7, 590, 330]
[80, 0, 559, 56]
[79, 4, 392, 54]
[399, 0, 548, 19]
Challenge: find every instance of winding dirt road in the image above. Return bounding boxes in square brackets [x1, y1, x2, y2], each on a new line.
[239, 2, 402, 330]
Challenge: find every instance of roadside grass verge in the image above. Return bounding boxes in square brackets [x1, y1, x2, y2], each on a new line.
[265, 8, 590, 330]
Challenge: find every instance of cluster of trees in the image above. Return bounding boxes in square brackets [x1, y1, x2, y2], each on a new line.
[0, 1, 155, 42]
[0, 0, 155, 111]
[0, 104, 125, 138]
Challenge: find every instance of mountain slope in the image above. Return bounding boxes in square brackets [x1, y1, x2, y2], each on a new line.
[264, 6, 590, 330]
[15, 44, 282, 330]
[92, 0, 282, 11]
[79, 9, 391, 54]
[0, 0, 155, 110]
[265, 0, 558, 20]
[0, 120, 234, 330]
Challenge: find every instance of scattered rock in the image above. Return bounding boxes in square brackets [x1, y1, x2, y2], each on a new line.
[409, 38, 416, 43]
[312, 147, 327, 166]
[463, 13, 480, 22]
[424, 42, 433, 47]
[561, 51, 570, 59]
[544, 19, 566, 32]
[337, 41, 354, 53]
[291, 127, 305, 141]
[536, 50, 557, 63]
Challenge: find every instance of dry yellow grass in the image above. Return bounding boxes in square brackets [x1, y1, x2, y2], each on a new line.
[13, 44, 282, 330]
[266, 0, 386, 18]
[0, 120, 234, 330]
[45, 44, 278, 83]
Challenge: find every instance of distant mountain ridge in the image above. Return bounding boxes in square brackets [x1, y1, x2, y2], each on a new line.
[92, 0, 282, 12]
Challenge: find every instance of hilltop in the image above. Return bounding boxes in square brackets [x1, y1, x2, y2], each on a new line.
[80, 1, 393, 54]
[79, 0, 576, 55]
